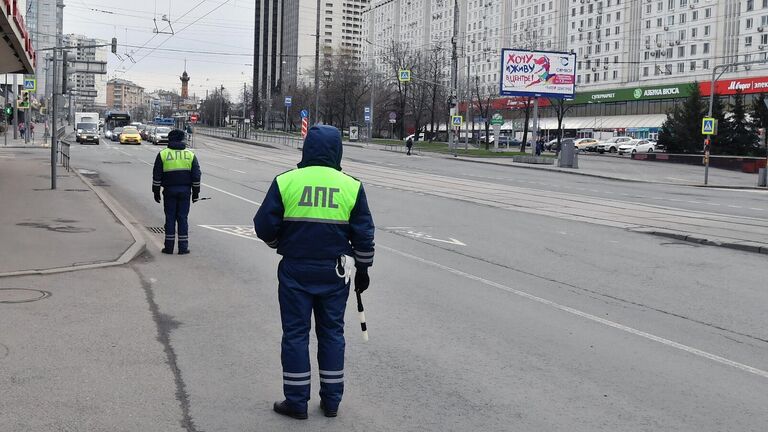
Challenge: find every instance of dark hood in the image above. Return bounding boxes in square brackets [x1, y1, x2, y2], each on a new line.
[297, 125, 343, 171]
[167, 140, 186, 150]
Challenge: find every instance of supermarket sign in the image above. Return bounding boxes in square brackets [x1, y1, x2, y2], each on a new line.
[574, 76, 768, 104]
[699, 76, 768, 96]
[573, 83, 691, 104]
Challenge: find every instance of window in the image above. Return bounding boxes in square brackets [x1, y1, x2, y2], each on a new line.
[748, 0, 755, 11]
[690, 61, 696, 71]
[703, 60, 710, 69]
[705, 8, 711, 18]
[746, 36, 753, 47]
[692, 27, 698, 38]
[657, 18, 663, 27]
[703, 42, 710, 53]
[678, 46, 684, 57]
[692, 10, 698, 20]
[704, 25, 710, 36]
[747, 18, 754, 29]
[690, 44, 697, 55]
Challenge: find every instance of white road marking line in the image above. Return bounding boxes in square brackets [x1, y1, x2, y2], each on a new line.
[201, 183, 261, 206]
[727, 205, 742, 209]
[687, 201, 703, 204]
[379, 245, 768, 380]
[138, 159, 152, 166]
[198, 225, 258, 241]
[231, 169, 247, 174]
[749, 208, 764, 211]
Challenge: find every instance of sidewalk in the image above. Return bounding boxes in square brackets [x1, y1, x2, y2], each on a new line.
[450, 151, 763, 189]
[0, 147, 183, 431]
[2, 123, 48, 148]
[0, 148, 139, 275]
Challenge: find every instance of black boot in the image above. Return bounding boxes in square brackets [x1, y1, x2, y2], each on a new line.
[161, 247, 173, 254]
[320, 400, 338, 418]
[273, 401, 307, 420]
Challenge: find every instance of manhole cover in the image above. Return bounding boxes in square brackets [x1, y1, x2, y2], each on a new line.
[146, 226, 165, 234]
[0, 289, 51, 304]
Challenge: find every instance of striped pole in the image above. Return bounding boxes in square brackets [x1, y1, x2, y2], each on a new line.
[356, 292, 368, 342]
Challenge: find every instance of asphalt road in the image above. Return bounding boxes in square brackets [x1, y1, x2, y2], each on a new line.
[66, 135, 768, 431]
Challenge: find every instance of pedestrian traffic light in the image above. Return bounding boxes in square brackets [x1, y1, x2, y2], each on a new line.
[4, 104, 13, 120]
[111, 37, 117, 54]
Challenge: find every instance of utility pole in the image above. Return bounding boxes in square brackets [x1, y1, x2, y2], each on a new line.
[219, 84, 224, 128]
[314, 0, 321, 124]
[243, 82, 247, 137]
[266, 70, 271, 130]
[4, 74, 8, 146]
[51, 48, 58, 190]
[12, 74, 17, 139]
[448, 0, 459, 152]
[465, 55, 471, 150]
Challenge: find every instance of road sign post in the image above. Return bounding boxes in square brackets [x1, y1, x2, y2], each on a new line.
[301, 109, 309, 139]
[284, 96, 292, 132]
[702, 117, 717, 185]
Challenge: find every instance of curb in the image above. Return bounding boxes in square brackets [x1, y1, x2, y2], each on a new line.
[633, 229, 768, 255]
[0, 169, 146, 278]
[197, 133, 277, 149]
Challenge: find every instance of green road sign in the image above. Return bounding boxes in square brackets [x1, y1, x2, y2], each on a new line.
[490, 113, 504, 125]
[702, 117, 717, 135]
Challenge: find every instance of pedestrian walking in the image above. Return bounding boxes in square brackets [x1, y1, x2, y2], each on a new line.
[152, 129, 201, 254]
[18, 122, 25, 139]
[406, 136, 413, 156]
[29, 122, 35, 141]
[254, 124, 375, 420]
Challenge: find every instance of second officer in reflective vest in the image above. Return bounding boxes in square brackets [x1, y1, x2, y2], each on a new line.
[152, 129, 201, 254]
[254, 125, 375, 420]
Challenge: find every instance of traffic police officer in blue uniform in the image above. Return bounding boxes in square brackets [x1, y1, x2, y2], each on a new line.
[153, 129, 201, 254]
[254, 124, 375, 419]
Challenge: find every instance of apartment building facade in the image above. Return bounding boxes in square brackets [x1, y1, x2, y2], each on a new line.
[106, 78, 144, 113]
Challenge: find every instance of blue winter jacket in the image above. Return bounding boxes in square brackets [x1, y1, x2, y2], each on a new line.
[254, 125, 375, 268]
[152, 140, 202, 194]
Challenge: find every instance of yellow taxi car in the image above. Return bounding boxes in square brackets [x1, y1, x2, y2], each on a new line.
[119, 127, 142, 145]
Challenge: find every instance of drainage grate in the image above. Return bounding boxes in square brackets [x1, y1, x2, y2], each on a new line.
[146, 226, 165, 234]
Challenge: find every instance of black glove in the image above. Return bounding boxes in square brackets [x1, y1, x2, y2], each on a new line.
[154, 192, 162, 203]
[354, 268, 370, 294]
[192, 191, 199, 203]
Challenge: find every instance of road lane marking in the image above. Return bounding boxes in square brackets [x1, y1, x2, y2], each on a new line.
[727, 205, 742, 209]
[231, 169, 247, 174]
[201, 183, 261, 206]
[383, 227, 466, 246]
[379, 245, 768, 380]
[749, 208, 764, 211]
[199, 222, 768, 379]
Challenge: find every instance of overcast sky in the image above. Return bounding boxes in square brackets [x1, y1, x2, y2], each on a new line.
[63, 0, 255, 96]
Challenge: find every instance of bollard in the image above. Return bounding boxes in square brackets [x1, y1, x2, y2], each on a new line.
[759, 167, 767, 187]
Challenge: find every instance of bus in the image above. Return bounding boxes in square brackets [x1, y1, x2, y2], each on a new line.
[105, 111, 131, 132]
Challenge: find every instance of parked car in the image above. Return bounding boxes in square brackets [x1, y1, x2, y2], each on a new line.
[617, 139, 648, 155]
[596, 136, 632, 154]
[151, 126, 171, 145]
[403, 133, 426, 142]
[583, 141, 601, 152]
[574, 138, 599, 151]
[119, 127, 142, 145]
[487, 135, 521, 147]
[632, 140, 657, 154]
[110, 127, 123, 142]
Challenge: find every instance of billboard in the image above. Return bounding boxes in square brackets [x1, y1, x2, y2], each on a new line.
[500, 49, 576, 99]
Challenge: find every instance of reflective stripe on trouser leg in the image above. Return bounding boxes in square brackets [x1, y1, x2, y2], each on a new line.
[176, 191, 191, 251]
[314, 278, 349, 410]
[278, 260, 314, 411]
[163, 190, 178, 250]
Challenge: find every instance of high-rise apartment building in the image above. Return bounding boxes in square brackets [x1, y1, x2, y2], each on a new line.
[62, 34, 108, 111]
[27, 0, 65, 101]
[363, 0, 768, 138]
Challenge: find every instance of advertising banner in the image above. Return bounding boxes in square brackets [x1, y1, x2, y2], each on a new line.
[500, 49, 576, 99]
[699, 76, 768, 96]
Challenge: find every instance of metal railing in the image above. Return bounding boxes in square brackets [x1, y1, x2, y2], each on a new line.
[59, 140, 70, 171]
[196, 126, 304, 149]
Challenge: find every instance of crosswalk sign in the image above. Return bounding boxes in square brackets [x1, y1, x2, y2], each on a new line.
[398, 69, 411, 82]
[23, 77, 36, 92]
[451, 115, 463, 127]
[702, 117, 716, 135]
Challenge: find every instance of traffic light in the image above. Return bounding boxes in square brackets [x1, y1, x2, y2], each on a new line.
[4, 104, 13, 120]
[111, 37, 117, 54]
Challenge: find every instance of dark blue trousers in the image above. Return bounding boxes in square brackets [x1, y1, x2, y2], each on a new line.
[162, 189, 191, 252]
[278, 258, 349, 412]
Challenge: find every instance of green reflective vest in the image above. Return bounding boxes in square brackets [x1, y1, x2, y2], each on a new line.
[277, 166, 361, 224]
[160, 148, 195, 172]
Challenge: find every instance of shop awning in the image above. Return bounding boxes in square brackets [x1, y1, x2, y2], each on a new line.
[527, 114, 668, 131]
[1, 1, 36, 74]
